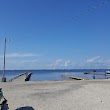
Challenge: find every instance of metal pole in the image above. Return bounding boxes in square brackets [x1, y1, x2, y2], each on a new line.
[2, 38, 6, 82]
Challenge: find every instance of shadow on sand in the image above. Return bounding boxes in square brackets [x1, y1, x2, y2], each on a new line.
[16, 106, 35, 110]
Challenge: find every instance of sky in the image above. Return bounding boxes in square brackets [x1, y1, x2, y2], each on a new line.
[0, 0, 110, 70]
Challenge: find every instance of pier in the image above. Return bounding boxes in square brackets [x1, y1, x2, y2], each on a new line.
[9, 72, 32, 82]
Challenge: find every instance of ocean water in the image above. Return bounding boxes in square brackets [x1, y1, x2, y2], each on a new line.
[0, 69, 109, 82]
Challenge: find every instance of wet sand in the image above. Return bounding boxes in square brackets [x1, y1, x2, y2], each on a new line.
[0, 80, 110, 110]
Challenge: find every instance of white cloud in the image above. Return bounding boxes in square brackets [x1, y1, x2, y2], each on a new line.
[0, 53, 38, 58]
[1, 54, 110, 69]
[86, 56, 100, 63]
[0, 59, 39, 70]
[49, 59, 64, 68]
[49, 59, 73, 69]
[48, 56, 110, 69]
[56, 59, 63, 63]
[84, 56, 110, 69]
[65, 60, 71, 67]
[55, 59, 63, 66]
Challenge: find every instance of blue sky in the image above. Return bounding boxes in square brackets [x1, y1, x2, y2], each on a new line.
[0, 0, 110, 70]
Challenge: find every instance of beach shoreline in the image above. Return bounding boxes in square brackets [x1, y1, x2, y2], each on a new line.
[0, 80, 110, 110]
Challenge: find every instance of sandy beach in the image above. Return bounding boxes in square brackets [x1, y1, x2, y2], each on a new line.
[0, 80, 110, 110]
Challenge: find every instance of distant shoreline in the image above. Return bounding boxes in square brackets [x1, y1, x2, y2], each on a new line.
[0, 69, 110, 72]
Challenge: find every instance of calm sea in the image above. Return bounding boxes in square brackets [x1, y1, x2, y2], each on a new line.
[0, 69, 109, 81]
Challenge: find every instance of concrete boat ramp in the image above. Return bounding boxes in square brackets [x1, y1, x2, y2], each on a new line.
[9, 72, 32, 82]
[61, 74, 88, 80]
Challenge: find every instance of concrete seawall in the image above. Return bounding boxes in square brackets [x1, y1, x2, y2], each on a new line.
[9, 72, 32, 82]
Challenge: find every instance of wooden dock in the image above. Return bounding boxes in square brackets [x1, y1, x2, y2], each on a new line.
[9, 72, 32, 82]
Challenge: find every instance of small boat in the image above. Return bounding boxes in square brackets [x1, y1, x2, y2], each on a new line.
[83, 72, 90, 74]
[105, 71, 110, 75]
